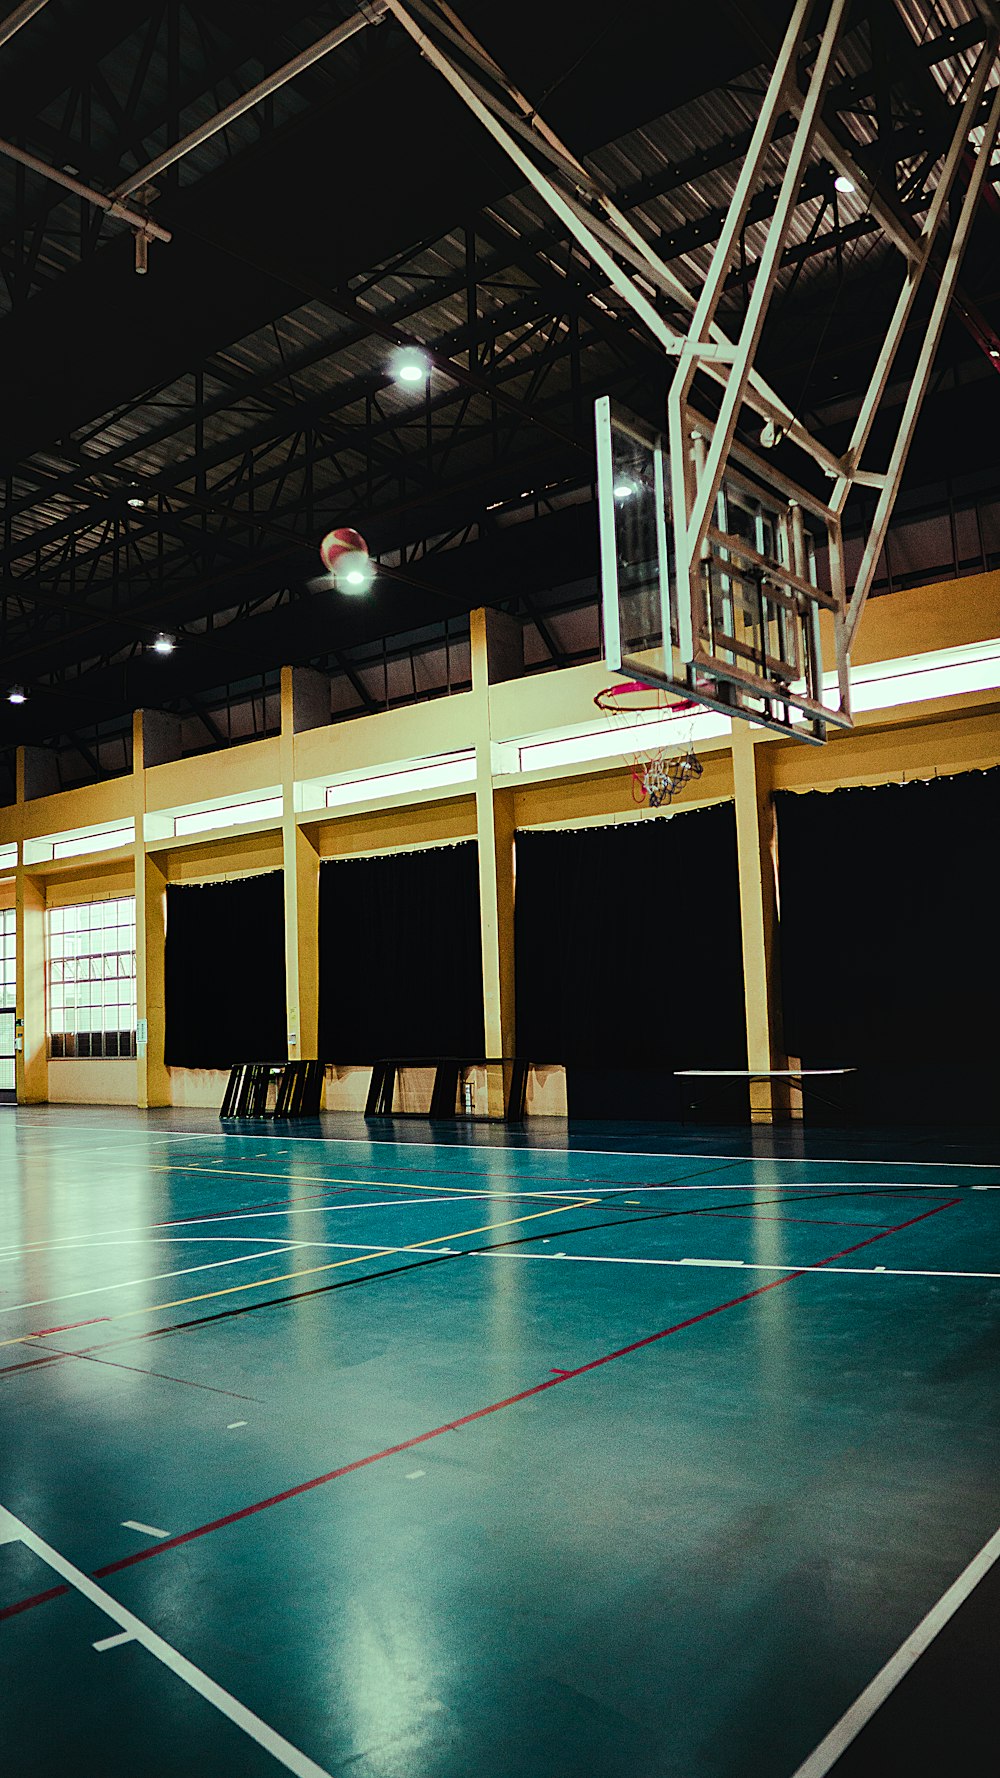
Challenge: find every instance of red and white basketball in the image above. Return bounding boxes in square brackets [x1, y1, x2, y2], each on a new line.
[320, 527, 366, 573]
[319, 527, 373, 591]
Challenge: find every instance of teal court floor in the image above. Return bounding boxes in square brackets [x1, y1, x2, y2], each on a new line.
[2, 1107, 999, 1778]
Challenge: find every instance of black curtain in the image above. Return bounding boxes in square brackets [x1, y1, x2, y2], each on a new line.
[777, 771, 1000, 1124]
[164, 873, 287, 1067]
[515, 807, 746, 1119]
[318, 843, 484, 1060]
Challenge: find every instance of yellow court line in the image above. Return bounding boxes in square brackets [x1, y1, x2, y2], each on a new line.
[119, 1200, 597, 1317]
[1, 1201, 596, 1350]
[0, 1201, 590, 1351]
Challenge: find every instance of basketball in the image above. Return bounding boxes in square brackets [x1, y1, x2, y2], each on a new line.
[319, 526, 373, 591]
[320, 526, 367, 573]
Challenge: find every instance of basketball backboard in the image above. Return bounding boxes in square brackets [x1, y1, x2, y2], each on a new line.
[596, 396, 852, 744]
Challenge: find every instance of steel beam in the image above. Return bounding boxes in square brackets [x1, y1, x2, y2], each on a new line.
[844, 74, 1000, 648]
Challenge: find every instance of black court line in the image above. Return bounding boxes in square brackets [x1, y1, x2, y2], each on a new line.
[0, 1186, 962, 1376]
[0, 1199, 960, 1628]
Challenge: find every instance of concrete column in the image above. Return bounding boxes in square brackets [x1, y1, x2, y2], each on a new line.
[731, 721, 792, 1124]
[15, 867, 47, 1103]
[18, 745, 59, 802]
[137, 850, 170, 1107]
[14, 746, 48, 1103]
[470, 610, 517, 1113]
[279, 667, 321, 1061]
[282, 821, 320, 1061]
[133, 712, 170, 1106]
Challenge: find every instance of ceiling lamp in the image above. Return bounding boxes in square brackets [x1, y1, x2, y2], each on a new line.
[834, 173, 855, 194]
[151, 634, 175, 655]
[391, 345, 431, 386]
[7, 685, 27, 704]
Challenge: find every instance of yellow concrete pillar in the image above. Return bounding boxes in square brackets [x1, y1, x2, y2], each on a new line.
[14, 746, 47, 1104]
[137, 850, 170, 1107]
[731, 721, 791, 1124]
[15, 867, 47, 1104]
[470, 610, 517, 1113]
[279, 667, 321, 1060]
[132, 712, 171, 1106]
[282, 820, 320, 1061]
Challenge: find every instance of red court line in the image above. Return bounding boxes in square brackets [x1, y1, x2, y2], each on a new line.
[0, 1196, 958, 1621]
[0, 1584, 67, 1620]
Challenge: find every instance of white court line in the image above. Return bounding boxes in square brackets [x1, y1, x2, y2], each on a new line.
[93, 1630, 133, 1652]
[0, 1236, 301, 1263]
[0, 1184, 975, 1268]
[0, 1181, 973, 1262]
[0, 1195, 492, 1259]
[0, 1503, 334, 1778]
[0, 1244, 299, 1316]
[7, 1119, 997, 1168]
[121, 1519, 169, 1539]
[790, 1518, 1000, 1776]
[475, 1252, 1000, 1281]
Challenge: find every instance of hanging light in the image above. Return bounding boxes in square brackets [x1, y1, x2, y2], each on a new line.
[391, 344, 431, 386]
[151, 634, 175, 655]
[834, 174, 855, 194]
[7, 685, 27, 704]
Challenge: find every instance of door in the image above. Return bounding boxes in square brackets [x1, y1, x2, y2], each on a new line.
[0, 1008, 15, 1103]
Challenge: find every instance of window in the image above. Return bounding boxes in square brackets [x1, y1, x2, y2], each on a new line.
[47, 899, 137, 1059]
[0, 908, 14, 1004]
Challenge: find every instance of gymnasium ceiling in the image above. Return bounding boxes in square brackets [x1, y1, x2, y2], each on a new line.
[1, 0, 999, 765]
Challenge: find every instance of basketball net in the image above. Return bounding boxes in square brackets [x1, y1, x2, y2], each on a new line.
[594, 681, 704, 809]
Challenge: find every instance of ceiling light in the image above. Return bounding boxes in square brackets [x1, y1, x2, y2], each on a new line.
[990, 347, 1000, 359]
[834, 174, 855, 194]
[7, 685, 27, 704]
[126, 491, 145, 510]
[151, 634, 175, 655]
[391, 345, 431, 386]
[338, 555, 375, 594]
[613, 479, 636, 500]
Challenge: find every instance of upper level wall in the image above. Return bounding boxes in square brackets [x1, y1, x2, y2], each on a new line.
[0, 573, 997, 857]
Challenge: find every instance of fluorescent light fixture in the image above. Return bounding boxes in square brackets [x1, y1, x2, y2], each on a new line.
[7, 685, 26, 704]
[851, 640, 1000, 712]
[809, 637, 1000, 723]
[391, 345, 431, 385]
[324, 751, 476, 810]
[52, 826, 135, 860]
[151, 634, 175, 655]
[24, 821, 136, 864]
[834, 173, 855, 193]
[517, 706, 731, 775]
[174, 795, 283, 838]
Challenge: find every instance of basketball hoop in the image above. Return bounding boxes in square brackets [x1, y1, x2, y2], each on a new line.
[594, 680, 704, 808]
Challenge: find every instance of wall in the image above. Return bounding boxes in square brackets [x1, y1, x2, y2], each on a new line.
[48, 1059, 137, 1105]
[0, 574, 997, 1121]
